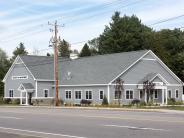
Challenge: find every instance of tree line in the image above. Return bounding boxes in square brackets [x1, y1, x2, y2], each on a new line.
[0, 11, 183, 96]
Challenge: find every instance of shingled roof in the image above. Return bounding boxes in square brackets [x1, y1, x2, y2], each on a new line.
[20, 50, 149, 85]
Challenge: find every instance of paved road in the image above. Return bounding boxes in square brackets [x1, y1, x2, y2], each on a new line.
[0, 107, 184, 138]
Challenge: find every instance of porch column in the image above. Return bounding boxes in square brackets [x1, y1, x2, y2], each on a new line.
[25, 92, 28, 105]
[20, 91, 22, 105]
[162, 89, 165, 105]
[144, 90, 147, 103]
[165, 88, 168, 105]
[107, 85, 110, 104]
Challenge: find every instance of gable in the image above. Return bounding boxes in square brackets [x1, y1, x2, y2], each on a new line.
[114, 51, 182, 85]
[3, 56, 35, 82]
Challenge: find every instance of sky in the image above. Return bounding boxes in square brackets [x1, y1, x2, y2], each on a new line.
[0, 0, 184, 57]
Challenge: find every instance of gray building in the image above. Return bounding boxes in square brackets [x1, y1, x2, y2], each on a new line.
[2, 50, 184, 105]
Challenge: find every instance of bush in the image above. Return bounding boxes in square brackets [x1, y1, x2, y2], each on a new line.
[0, 97, 4, 104]
[3, 98, 11, 104]
[140, 101, 146, 106]
[12, 99, 20, 105]
[80, 99, 92, 105]
[168, 98, 176, 105]
[131, 99, 140, 105]
[102, 95, 108, 106]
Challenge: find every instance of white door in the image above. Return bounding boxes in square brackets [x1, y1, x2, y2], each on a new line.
[20, 91, 28, 105]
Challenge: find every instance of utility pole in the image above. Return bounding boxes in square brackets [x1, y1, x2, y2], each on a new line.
[49, 20, 59, 106]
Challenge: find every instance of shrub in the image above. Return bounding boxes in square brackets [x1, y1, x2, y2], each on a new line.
[80, 99, 92, 105]
[3, 98, 11, 104]
[131, 99, 140, 105]
[0, 97, 4, 104]
[102, 95, 108, 106]
[12, 99, 20, 105]
[140, 101, 146, 106]
[168, 98, 176, 105]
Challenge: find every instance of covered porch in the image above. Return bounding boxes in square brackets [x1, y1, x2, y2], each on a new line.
[18, 83, 35, 105]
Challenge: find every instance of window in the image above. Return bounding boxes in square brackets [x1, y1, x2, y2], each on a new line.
[86, 91, 92, 100]
[139, 90, 143, 99]
[99, 90, 104, 100]
[154, 90, 158, 99]
[168, 90, 172, 98]
[9, 90, 13, 97]
[44, 89, 49, 97]
[126, 90, 133, 100]
[66, 90, 72, 99]
[175, 90, 179, 98]
[75, 91, 82, 99]
[12, 75, 28, 80]
[115, 91, 122, 99]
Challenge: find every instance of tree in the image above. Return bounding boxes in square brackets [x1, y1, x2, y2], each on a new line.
[79, 43, 91, 57]
[143, 80, 155, 103]
[58, 38, 70, 58]
[0, 49, 11, 96]
[96, 12, 152, 54]
[11, 42, 28, 61]
[114, 78, 124, 106]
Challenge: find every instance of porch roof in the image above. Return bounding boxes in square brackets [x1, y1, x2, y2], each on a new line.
[21, 83, 34, 90]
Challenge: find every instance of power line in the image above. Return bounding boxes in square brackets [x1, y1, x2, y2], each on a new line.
[150, 14, 184, 26]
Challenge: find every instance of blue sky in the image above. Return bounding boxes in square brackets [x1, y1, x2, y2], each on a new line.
[0, 0, 184, 57]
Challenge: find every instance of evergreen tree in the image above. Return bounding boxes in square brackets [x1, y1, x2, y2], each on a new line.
[0, 49, 11, 96]
[79, 43, 91, 57]
[58, 38, 70, 58]
[11, 42, 28, 61]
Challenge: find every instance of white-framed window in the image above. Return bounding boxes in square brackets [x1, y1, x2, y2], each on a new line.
[175, 90, 179, 99]
[75, 91, 82, 99]
[99, 90, 104, 100]
[9, 90, 13, 97]
[65, 90, 72, 99]
[44, 89, 49, 97]
[125, 90, 133, 100]
[139, 90, 143, 99]
[168, 89, 172, 98]
[115, 91, 122, 99]
[86, 90, 92, 100]
[12, 75, 28, 80]
[154, 90, 158, 99]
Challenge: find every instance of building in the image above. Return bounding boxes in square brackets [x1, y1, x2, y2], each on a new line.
[2, 50, 184, 105]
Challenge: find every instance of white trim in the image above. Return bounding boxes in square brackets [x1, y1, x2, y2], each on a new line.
[149, 51, 183, 84]
[125, 89, 134, 100]
[43, 89, 49, 98]
[109, 50, 150, 84]
[107, 85, 110, 103]
[150, 74, 169, 84]
[32, 97, 54, 99]
[58, 84, 107, 87]
[74, 90, 82, 100]
[2, 56, 36, 82]
[4, 97, 21, 99]
[12, 75, 28, 80]
[175, 89, 179, 99]
[99, 90, 104, 100]
[141, 58, 156, 61]
[65, 90, 72, 100]
[35, 80, 38, 98]
[37, 79, 55, 82]
[85, 90, 93, 100]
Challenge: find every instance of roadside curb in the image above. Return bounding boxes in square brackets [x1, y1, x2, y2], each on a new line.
[1, 105, 184, 114]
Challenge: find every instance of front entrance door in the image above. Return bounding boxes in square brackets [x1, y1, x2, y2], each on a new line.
[28, 93, 32, 105]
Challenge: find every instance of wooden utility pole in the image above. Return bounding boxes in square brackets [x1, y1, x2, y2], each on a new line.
[49, 20, 59, 106]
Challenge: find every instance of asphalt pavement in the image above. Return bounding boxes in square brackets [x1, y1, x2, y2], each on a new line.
[0, 107, 183, 138]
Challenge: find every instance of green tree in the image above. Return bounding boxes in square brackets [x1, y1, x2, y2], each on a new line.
[11, 42, 28, 61]
[0, 49, 11, 96]
[58, 38, 70, 58]
[79, 43, 91, 57]
[96, 12, 152, 54]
